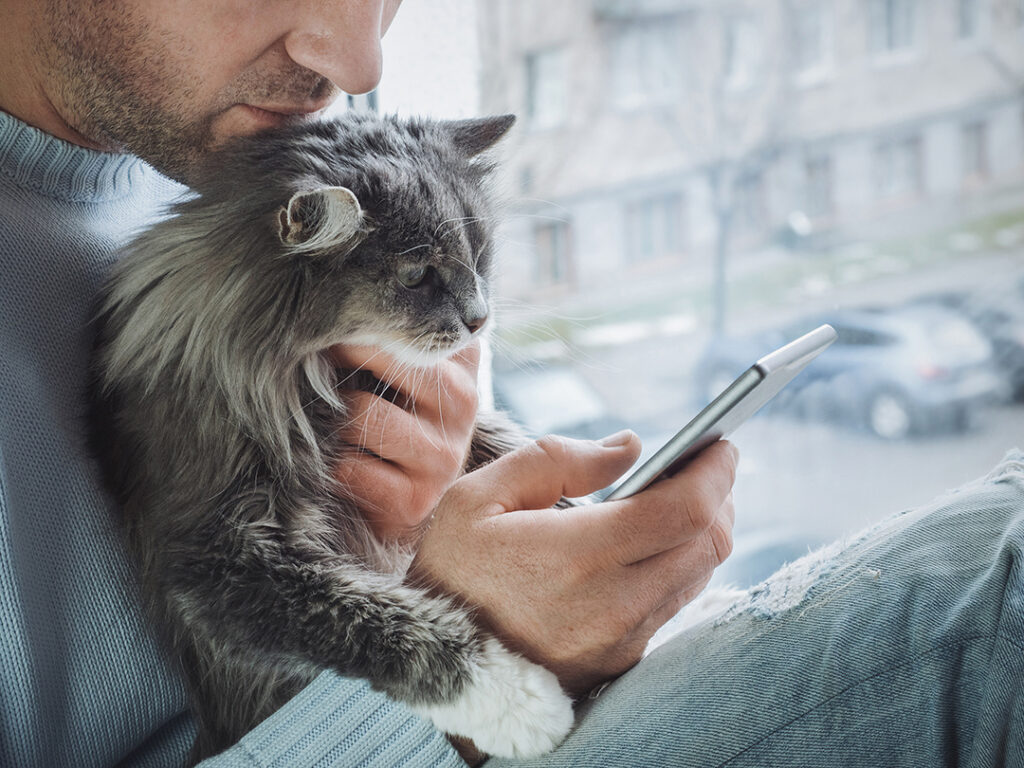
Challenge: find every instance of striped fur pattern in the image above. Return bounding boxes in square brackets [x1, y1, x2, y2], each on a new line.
[88, 113, 573, 762]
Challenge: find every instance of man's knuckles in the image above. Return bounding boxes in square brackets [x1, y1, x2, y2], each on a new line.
[438, 364, 480, 415]
[708, 516, 734, 564]
[677, 478, 720, 533]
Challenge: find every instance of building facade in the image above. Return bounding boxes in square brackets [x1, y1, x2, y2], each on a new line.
[476, 0, 1024, 310]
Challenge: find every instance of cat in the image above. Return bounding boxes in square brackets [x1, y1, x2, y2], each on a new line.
[87, 112, 574, 763]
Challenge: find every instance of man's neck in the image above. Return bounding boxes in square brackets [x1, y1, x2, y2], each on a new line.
[0, 3, 109, 151]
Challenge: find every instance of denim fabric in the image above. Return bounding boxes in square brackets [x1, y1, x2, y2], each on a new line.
[488, 450, 1024, 768]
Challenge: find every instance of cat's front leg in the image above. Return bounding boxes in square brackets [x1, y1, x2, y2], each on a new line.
[409, 636, 574, 759]
[165, 514, 573, 760]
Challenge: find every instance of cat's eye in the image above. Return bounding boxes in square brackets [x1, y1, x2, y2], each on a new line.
[398, 264, 429, 288]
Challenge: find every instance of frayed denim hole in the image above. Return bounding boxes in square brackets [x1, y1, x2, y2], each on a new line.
[713, 538, 851, 625]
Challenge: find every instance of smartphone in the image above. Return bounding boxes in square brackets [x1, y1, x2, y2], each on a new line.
[604, 323, 838, 501]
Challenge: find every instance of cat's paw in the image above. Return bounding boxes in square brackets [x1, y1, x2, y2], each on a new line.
[412, 637, 574, 759]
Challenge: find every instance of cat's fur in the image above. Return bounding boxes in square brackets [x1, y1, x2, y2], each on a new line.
[88, 112, 573, 762]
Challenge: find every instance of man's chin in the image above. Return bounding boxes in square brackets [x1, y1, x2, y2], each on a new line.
[209, 103, 329, 148]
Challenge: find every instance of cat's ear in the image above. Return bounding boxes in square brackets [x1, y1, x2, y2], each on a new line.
[277, 186, 363, 249]
[442, 114, 516, 157]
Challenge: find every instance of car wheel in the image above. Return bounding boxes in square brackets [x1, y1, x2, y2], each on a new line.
[866, 390, 913, 440]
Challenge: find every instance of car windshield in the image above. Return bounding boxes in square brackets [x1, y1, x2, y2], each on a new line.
[373, 0, 1024, 586]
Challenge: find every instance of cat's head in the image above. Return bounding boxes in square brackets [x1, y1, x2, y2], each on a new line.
[201, 113, 516, 369]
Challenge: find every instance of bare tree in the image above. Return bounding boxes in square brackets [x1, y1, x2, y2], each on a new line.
[649, 0, 798, 336]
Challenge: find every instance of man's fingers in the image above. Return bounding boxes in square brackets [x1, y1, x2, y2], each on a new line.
[329, 342, 481, 419]
[331, 341, 481, 377]
[463, 431, 642, 513]
[628, 503, 733, 602]
[334, 454, 417, 526]
[588, 440, 738, 565]
[647, 578, 710, 632]
[337, 390, 468, 474]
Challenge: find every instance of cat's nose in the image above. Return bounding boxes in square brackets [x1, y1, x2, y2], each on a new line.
[463, 313, 488, 335]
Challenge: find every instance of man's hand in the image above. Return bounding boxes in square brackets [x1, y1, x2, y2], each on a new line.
[409, 433, 737, 697]
[329, 342, 481, 541]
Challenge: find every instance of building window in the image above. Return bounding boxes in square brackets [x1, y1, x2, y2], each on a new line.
[735, 172, 768, 233]
[874, 135, 923, 199]
[624, 193, 686, 263]
[609, 19, 685, 110]
[956, 0, 980, 39]
[867, 0, 916, 54]
[962, 120, 989, 182]
[724, 16, 762, 90]
[804, 154, 834, 218]
[525, 48, 568, 130]
[793, 2, 834, 80]
[534, 220, 572, 285]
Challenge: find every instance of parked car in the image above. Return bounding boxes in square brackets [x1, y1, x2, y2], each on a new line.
[911, 289, 1024, 402]
[694, 305, 1001, 439]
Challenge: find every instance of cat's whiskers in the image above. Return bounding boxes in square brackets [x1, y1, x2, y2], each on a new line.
[385, 340, 448, 454]
[431, 346, 452, 453]
[370, 356, 412, 453]
[317, 335, 425, 453]
[433, 215, 491, 241]
[397, 243, 433, 257]
[407, 362, 440, 451]
[328, 330, 446, 456]
[437, 250, 488, 286]
[332, 336, 411, 390]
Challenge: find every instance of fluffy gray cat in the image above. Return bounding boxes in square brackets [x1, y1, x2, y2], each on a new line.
[88, 112, 574, 763]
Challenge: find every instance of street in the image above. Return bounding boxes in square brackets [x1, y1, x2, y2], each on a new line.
[728, 403, 1024, 544]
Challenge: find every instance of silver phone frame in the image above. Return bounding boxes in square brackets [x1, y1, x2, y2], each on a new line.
[605, 323, 837, 501]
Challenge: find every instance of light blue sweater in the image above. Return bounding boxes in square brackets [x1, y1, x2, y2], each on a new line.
[0, 109, 464, 768]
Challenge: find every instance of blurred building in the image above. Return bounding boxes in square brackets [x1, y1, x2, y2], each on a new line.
[476, 0, 1024, 308]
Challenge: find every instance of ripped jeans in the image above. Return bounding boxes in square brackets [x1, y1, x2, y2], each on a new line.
[487, 450, 1024, 767]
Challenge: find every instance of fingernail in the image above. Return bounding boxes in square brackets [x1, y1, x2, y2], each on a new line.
[599, 429, 634, 447]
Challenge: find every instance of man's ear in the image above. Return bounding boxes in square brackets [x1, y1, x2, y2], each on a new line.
[441, 114, 516, 157]
[277, 186, 363, 248]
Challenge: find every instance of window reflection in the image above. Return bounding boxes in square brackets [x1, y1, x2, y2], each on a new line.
[472, 0, 1024, 573]
[377, 0, 1024, 585]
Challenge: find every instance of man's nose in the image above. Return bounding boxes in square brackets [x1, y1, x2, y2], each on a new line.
[283, 1, 402, 95]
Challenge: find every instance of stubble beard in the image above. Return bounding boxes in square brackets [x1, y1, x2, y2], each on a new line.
[41, 0, 337, 185]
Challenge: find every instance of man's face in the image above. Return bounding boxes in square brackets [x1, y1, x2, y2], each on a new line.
[41, 0, 402, 182]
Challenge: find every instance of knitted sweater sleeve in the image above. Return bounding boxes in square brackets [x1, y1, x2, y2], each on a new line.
[195, 672, 466, 768]
[0, 110, 467, 768]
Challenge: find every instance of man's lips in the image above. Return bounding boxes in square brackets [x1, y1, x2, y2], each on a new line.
[239, 102, 331, 128]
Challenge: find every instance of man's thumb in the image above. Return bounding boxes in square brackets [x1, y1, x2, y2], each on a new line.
[469, 430, 642, 513]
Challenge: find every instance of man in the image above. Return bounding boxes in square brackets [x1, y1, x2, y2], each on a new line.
[0, 1, 735, 764]
[2, 1, 1022, 767]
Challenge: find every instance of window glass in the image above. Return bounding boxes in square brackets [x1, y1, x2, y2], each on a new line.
[867, 0, 916, 54]
[962, 120, 989, 183]
[793, 1, 833, 78]
[956, 0, 980, 40]
[725, 15, 763, 90]
[609, 18, 686, 109]
[874, 135, 923, 199]
[378, 0, 1024, 587]
[534, 220, 573, 286]
[624, 193, 686, 263]
[525, 48, 568, 130]
[804, 155, 834, 219]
